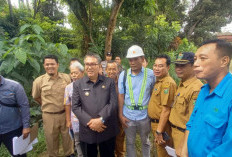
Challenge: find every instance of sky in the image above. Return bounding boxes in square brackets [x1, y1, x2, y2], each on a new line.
[10, 0, 232, 33]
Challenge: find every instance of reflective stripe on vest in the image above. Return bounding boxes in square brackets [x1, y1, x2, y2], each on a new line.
[126, 68, 148, 110]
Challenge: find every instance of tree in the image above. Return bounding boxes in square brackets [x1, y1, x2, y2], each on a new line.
[183, 0, 232, 45]
[65, 0, 94, 54]
[104, 0, 124, 54]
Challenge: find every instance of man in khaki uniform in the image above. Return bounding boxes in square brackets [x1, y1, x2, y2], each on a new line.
[169, 52, 203, 156]
[148, 54, 176, 157]
[32, 55, 74, 157]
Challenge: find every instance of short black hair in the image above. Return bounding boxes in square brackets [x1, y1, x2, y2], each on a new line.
[43, 55, 58, 64]
[70, 57, 80, 63]
[156, 54, 171, 66]
[106, 60, 119, 70]
[201, 39, 232, 59]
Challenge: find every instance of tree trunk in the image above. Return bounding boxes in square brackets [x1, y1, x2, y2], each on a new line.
[104, 0, 124, 55]
[26, 0, 31, 11]
[33, 0, 41, 19]
[66, 0, 93, 55]
[7, 0, 14, 22]
[186, 19, 201, 40]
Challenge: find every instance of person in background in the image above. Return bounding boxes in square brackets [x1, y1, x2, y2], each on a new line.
[115, 56, 124, 74]
[0, 75, 30, 157]
[148, 54, 176, 157]
[32, 55, 74, 157]
[181, 39, 232, 157]
[142, 57, 148, 68]
[64, 62, 85, 157]
[106, 61, 126, 157]
[101, 52, 113, 76]
[118, 45, 155, 157]
[169, 52, 203, 156]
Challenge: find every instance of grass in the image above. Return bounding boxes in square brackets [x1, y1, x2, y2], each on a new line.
[0, 128, 158, 157]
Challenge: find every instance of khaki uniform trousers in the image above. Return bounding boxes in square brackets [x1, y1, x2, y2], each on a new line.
[151, 122, 173, 157]
[42, 112, 73, 157]
[115, 124, 126, 157]
[171, 127, 185, 152]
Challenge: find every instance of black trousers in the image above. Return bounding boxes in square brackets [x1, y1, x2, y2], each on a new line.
[0, 126, 26, 157]
[80, 136, 116, 157]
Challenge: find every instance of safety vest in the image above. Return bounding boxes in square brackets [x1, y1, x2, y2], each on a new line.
[125, 68, 148, 110]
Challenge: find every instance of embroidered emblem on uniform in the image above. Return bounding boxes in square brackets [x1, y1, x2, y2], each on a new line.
[192, 91, 199, 100]
[214, 108, 219, 113]
[164, 89, 169, 94]
[102, 85, 105, 88]
[85, 92, 89, 96]
[193, 100, 196, 106]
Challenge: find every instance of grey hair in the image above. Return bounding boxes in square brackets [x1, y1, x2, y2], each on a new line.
[84, 52, 102, 64]
[70, 61, 84, 72]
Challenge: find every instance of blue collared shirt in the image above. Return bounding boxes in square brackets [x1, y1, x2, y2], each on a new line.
[0, 76, 30, 134]
[118, 67, 155, 120]
[186, 73, 232, 157]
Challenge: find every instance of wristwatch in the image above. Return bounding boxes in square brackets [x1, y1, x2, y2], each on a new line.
[100, 117, 105, 123]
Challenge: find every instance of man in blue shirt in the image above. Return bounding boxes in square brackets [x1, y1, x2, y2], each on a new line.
[118, 45, 155, 157]
[0, 75, 30, 157]
[181, 39, 232, 157]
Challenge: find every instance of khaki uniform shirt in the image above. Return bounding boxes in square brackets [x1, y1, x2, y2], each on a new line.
[169, 77, 203, 129]
[148, 74, 177, 119]
[32, 73, 71, 112]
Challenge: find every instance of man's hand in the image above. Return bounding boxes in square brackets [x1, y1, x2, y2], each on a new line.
[22, 128, 30, 139]
[119, 115, 129, 128]
[66, 120, 72, 128]
[87, 118, 107, 132]
[155, 132, 166, 146]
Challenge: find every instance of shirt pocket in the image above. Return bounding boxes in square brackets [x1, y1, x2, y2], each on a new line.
[1, 91, 16, 104]
[204, 114, 227, 142]
[41, 86, 52, 96]
[154, 87, 161, 96]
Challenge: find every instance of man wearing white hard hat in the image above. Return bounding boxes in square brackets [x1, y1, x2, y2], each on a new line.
[118, 45, 155, 157]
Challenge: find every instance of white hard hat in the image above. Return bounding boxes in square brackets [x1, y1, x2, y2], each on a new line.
[126, 45, 145, 58]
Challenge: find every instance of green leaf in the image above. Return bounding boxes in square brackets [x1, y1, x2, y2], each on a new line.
[59, 44, 68, 56]
[20, 24, 31, 33]
[34, 40, 41, 51]
[14, 48, 27, 64]
[36, 35, 45, 43]
[28, 58, 40, 73]
[2, 47, 14, 58]
[10, 71, 29, 85]
[32, 25, 44, 35]
[0, 56, 15, 73]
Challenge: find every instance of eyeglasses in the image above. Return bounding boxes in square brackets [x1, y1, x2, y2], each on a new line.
[84, 63, 99, 67]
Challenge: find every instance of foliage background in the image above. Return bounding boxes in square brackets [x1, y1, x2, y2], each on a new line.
[0, 0, 231, 156]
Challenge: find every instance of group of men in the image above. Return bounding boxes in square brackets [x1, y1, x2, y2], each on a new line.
[1, 39, 232, 157]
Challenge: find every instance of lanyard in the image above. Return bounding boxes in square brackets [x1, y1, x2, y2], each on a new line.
[127, 68, 147, 107]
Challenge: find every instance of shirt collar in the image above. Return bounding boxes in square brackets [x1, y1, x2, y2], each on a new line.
[0, 75, 5, 86]
[85, 74, 104, 83]
[157, 73, 169, 82]
[128, 67, 144, 76]
[45, 72, 62, 80]
[210, 72, 232, 97]
[180, 77, 198, 88]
